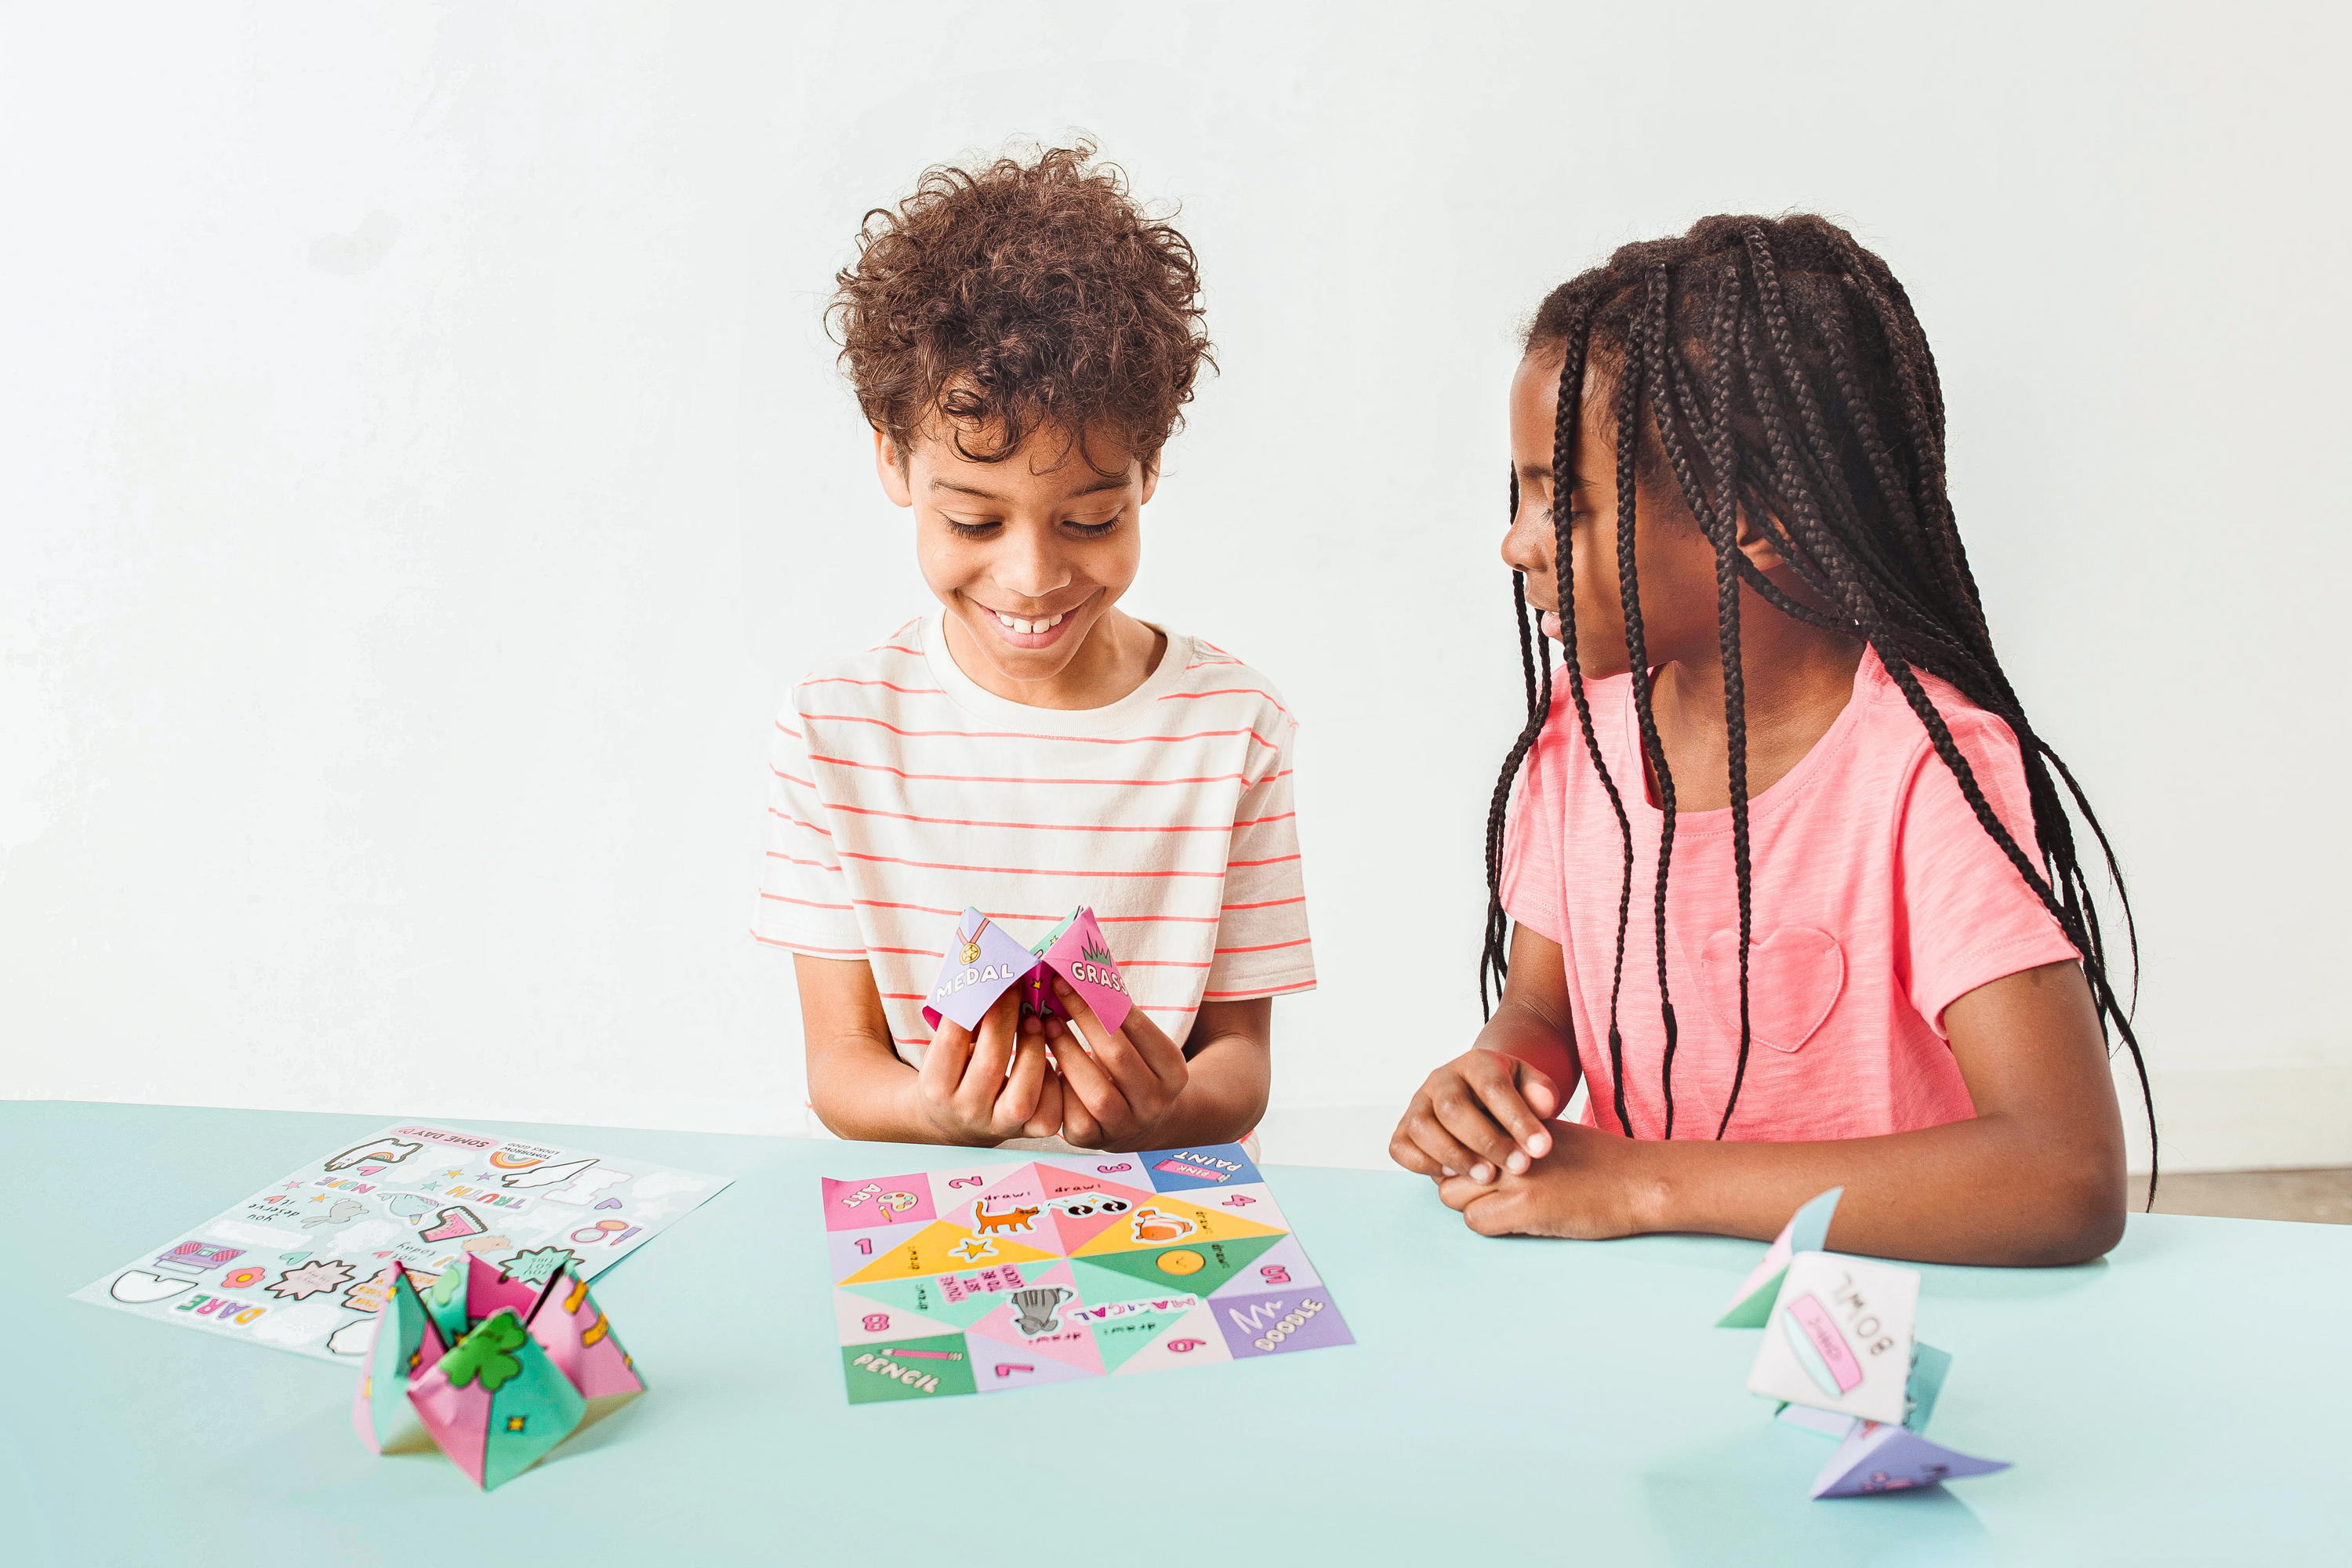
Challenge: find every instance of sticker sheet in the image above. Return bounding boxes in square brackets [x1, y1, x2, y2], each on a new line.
[824, 1142, 1352, 1402]
[72, 1121, 730, 1363]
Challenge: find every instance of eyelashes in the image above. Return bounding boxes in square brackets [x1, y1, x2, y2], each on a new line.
[942, 519, 1120, 540]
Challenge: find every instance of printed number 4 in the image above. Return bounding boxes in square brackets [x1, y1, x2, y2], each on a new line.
[1260, 1265, 1290, 1283]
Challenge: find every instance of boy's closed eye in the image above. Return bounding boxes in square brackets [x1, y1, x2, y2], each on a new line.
[942, 515, 1123, 540]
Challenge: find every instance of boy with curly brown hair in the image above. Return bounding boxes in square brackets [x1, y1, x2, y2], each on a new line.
[756, 143, 1313, 1153]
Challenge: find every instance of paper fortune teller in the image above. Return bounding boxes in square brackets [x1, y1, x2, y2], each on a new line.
[1723, 1188, 2010, 1500]
[353, 1253, 644, 1490]
[922, 905, 1132, 1036]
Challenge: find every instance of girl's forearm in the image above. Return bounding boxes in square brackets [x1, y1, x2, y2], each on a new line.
[1628, 1112, 2125, 1266]
[1475, 997, 1583, 1100]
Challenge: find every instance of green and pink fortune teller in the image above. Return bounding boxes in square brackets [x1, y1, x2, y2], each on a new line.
[922, 905, 1133, 1036]
[352, 1252, 645, 1490]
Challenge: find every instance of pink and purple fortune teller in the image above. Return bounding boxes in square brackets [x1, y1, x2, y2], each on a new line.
[921, 905, 1133, 1037]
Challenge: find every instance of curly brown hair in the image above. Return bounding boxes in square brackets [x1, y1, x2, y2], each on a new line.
[829, 140, 1212, 467]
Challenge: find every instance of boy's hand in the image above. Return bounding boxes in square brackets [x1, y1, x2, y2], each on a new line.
[912, 985, 1057, 1145]
[1434, 1121, 1655, 1240]
[1390, 1047, 1562, 1184]
[1040, 977, 1189, 1152]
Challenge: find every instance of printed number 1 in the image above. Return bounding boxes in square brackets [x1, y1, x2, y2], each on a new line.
[1260, 1265, 1290, 1283]
[855, 1238, 873, 1254]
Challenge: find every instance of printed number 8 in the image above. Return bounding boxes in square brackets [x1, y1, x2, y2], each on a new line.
[1259, 1265, 1290, 1283]
[862, 1313, 889, 1332]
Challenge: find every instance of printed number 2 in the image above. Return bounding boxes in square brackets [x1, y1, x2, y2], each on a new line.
[862, 1313, 890, 1332]
[855, 1239, 873, 1254]
[1259, 1265, 1290, 1284]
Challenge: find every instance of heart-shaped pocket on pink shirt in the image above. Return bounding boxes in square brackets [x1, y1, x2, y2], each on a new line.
[1697, 925, 1846, 1053]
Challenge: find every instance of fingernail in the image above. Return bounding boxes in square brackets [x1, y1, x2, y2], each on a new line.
[1472, 1163, 1494, 1183]
[1507, 1152, 1528, 1174]
[1529, 1133, 1552, 1157]
[1441, 1167, 1457, 1178]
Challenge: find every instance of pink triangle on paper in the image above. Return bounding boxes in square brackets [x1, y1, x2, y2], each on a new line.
[1035, 907, 1132, 1036]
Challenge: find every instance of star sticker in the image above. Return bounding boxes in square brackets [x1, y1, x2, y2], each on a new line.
[310, 1195, 325, 1203]
[948, 1238, 998, 1263]
[444, 1168, 463, 1178]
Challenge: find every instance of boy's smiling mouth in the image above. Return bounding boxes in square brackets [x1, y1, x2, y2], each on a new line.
[970, 590, 1097, 650]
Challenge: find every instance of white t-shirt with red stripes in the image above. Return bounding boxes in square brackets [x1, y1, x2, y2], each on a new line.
[756, 611, 1316, 1069]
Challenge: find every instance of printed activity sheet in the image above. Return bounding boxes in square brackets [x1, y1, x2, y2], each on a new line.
[73, 1122, 730, 1363]
[825, 1142, 1352, 1402]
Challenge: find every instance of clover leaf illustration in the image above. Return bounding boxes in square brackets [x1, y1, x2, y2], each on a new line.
[439, 1308, 530, 1393]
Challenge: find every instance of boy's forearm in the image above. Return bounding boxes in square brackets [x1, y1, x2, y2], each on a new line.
[807, 1036, 938, 1144]
[1624, 1113, 2125, 1266]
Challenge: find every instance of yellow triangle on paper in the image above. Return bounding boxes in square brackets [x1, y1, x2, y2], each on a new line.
[838, 1219, 1058, 1284]
[1070, 1194, 1286, 1256]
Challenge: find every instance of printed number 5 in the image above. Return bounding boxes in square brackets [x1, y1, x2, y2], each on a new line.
[1260, 1265, 1290, 1284]
[862, 1313, 889, 1332]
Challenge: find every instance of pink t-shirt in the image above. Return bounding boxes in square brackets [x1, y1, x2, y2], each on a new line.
[1500, 649, 2078, 1142]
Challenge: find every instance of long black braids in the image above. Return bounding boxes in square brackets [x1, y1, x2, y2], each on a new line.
[1478, 476, 1550, 1019]
[1539, 306, 1643, 1139]
[1472, 215, 2158, 1200]
[1617, 265, 1682, 1138]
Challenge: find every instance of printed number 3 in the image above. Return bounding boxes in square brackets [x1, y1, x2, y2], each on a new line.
[862, 1313, 889, 1332]
[1260, 1265, 1290, 1283]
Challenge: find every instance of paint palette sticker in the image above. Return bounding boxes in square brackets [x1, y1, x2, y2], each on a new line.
[71, 1122, 731, 1363]
[825, 1141, 1352, 1403]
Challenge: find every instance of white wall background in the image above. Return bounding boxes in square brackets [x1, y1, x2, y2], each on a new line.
[5, 2, 2347, 1170]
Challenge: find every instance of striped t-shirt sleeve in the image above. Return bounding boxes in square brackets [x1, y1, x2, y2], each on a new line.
[1203, 724, 1316, 1000]
[753, 700, 864, 957]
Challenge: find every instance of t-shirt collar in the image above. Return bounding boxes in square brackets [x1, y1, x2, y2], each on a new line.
[921, 606, 1195, 738]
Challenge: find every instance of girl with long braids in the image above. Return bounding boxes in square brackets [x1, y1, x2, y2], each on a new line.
[1388, 215, 2151, 1265]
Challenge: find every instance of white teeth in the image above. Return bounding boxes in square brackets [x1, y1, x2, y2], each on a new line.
[994, 610, 1064, 635]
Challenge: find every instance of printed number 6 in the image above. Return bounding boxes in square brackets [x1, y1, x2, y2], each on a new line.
[862, 1313, 889, 1332]
[1259, 1265, 1290, 1283]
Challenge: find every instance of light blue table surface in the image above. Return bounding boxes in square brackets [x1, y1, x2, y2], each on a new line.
[7, 1102, 2347, 1566]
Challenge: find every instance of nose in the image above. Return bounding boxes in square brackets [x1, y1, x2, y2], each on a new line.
[1501, 493, 1553, 583]
[996, 526, 1072, 604]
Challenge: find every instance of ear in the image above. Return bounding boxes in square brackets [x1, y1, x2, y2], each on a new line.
[1731, 501, 1790, 573]
[1138, 452, 1160, 506]
[874, 427, 913, 508]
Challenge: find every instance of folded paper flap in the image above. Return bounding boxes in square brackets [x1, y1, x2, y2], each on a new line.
[1904, 1341, 1951, 1433]
[1745, 1251, 1919, 1427]
[527, 1269, 644, 1400]
[1811, 1421, 2011, 1498]
[1036, 906, 1132, 1035]
[922, 908, 1046, 1031]
[1717, 1185, 1844, 1327]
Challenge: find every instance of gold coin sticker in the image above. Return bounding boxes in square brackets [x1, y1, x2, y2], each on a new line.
[1156, 1248, 1206, 1276]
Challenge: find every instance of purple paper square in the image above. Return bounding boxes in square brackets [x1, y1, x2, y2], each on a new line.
[1212, 1288, 1353, 1359]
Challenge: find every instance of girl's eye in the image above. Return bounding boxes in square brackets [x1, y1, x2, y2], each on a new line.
[1064, 520, 1117, 539]
[943, 519, 1000, 539]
